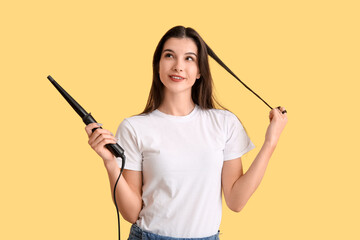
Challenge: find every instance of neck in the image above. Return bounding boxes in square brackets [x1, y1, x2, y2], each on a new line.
[158, 91, 195, 116]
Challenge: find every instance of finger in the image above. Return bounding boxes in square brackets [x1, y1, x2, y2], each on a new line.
[92, 136, 118, 151]
[280, 106, 287, 115]
[90, 132, 117, 148]
[271, 107, 285, 122]
[88, 128, 112, 145]
[91, 128, 114, 137]
[93, 139, 118, 156]
[85, 123, 102, 137]
[269, 108, 278, 121]
[276, 106, 287, 115]
[271, 107, 281, 115]
[91, 134, 114, 148]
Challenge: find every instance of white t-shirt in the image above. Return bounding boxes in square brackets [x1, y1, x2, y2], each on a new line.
[115, 104, 255, 238]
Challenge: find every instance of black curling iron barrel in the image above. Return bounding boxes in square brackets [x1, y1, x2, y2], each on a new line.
[47, 75, 125, 159]
[47, 75, 125, 240]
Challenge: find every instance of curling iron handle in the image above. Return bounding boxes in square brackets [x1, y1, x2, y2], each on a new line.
[83, 112, 125, 158]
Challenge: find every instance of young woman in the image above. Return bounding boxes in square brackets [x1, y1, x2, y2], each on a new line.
[85, 26, 288, 240]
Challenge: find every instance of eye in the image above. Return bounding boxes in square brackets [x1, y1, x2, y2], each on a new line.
[186, 56, 194, 61]
[165, 53, 173, 58]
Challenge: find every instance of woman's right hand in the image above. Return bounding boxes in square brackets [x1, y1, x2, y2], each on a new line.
[85, 123, 118, 163]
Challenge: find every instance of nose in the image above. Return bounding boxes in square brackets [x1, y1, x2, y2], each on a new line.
[172, 59, 184, 72]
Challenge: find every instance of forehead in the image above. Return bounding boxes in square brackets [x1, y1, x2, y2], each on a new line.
[162, 37, 198, 54]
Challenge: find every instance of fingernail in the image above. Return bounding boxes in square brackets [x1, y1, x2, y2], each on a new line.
[97, 123, 103, 126]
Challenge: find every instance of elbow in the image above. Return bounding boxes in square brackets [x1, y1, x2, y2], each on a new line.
[124, 215, 138, 224]
[119, 199, 142, 224]
[228, 201, 247, 213]
[123, 212, 140, 224]
[231, 205, 245, 213]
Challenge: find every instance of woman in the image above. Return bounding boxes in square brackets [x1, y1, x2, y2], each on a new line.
[85, 26, 287, 240]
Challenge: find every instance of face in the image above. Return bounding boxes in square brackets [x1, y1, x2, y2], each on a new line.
[158, 37, 201, 95]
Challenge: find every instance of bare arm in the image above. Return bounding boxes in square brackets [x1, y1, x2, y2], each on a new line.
[222, 106, 287, 212]
[85, 123, 143, 223]
[104, 160, 142, 223]
[222, 142, 275, 212]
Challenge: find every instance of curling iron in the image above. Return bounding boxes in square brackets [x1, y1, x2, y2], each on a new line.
[47, 75, 125, 240]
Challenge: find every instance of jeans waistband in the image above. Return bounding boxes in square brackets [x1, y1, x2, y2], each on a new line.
[128, 223, 220, 240]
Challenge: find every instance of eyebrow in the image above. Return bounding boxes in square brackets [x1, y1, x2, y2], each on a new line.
[162, 49, 198, 57]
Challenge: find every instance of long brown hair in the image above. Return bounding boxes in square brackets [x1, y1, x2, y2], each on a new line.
[137, 26, 250, 136]
[139, 25, 228, 114]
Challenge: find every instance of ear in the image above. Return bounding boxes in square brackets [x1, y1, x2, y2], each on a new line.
[196, 73, 201, 79]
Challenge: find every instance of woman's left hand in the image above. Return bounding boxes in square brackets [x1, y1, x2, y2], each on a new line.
[264, 106, 288, 148]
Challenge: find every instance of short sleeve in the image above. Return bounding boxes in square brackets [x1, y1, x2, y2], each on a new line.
[223, 112, 255, 161]
[114, 119, 142, 171]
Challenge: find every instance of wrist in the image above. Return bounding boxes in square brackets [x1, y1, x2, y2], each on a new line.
[263, 140, 277, 151]
[103, 157, 118, 171]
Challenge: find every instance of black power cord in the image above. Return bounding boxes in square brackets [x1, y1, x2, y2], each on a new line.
[113, 156, 126, 240]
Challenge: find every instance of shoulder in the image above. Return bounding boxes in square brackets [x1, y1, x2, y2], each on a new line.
[123, 112, 149, 125]
[117, 111, 155, 134]
[196, 107, 244, 134]
[123, 110, 158, 124]
[115, 113, 151, 142]
[203, 108, 246, 134]
[199, 107, 239, 122]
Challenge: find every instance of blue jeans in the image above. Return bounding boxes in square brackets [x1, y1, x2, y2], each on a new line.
[128, 223, 220, 240]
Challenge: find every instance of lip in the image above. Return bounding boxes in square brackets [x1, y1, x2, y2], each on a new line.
[169, 75, 185, 82]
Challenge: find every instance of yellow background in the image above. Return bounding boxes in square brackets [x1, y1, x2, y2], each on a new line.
[1, 0, 359, 239]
